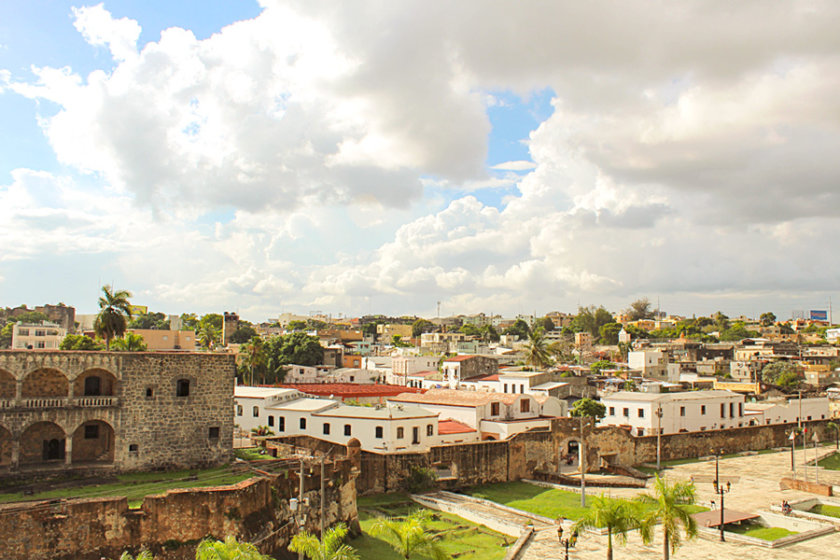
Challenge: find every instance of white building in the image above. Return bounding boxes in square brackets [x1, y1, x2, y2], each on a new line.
[12, 321, 66, 349]
[744, 397, 830, 426]
[326, 368, 381, 384]
[283, 364, 334, 383]
[628, 349, 668, 378]
[234, 386, 338, 434]
[389, 388, 564, 441]
[600, 390, 746, 436]
[389, 355, 441, 385]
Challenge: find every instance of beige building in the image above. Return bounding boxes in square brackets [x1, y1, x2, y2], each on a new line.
[12, 322, 66, 350]
[127, 329, 195, 351]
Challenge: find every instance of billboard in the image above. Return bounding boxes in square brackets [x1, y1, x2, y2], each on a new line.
[810, 310, 828, 321]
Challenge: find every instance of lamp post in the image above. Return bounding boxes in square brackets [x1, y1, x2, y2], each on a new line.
[712, 449, 732, 542]
[655, 405, 663, 471]
[556, 524, 577, 560]
[579, 415, 586, 507]
[789, 430, 796, 478]
[813, 432, 820, 484]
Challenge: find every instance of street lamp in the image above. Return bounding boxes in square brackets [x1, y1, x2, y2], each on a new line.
[812, 432, 820, 484]
[655, 405, 663, 471]
[789, 430, 796, 478]
[712, 449, 732, 542]
[556, 524, 578, 560]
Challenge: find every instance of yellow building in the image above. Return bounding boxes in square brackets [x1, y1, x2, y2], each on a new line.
[127, 329, 196, 351]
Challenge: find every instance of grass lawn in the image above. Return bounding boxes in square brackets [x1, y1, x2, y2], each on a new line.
[817, 451, 840, 470]
[0, 465, 254, 508]
[353, 493, 510, 560]
[728, 523, 797, 541]
[234, 447, 278, 461]
[463, 481, 708, 521]
[810, 503, 840, 518]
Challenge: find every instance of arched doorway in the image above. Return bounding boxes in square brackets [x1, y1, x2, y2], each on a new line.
[71, 420, 115, 464]
[20, 422, 66, 464]
[21, 368, 69, 398]
[0, 424, 12, 466]
[0, 369, 15, 400]
[74, 369, 118, 397]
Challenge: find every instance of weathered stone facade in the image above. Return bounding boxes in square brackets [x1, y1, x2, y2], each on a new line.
[0, 457, 358, 560]
[0, 350, 235, 474]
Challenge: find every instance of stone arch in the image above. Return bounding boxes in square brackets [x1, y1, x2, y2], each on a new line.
[73, 368, 118, 397]
[71, 420, 115, 464]
[0, 424, 12, 466]
[0, 369, 15, 399]
[21, 368, 69, 398]
[20, 421, 66, 464]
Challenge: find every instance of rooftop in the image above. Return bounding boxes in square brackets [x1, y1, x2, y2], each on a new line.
[438, 419, 477, 435]
[602, 390, 740, 403]
[277, 383, 424, 399]
[315, 402, 436, 419]
[235, 386, 299, 399]
[267, 397, 338, 412]
[390, 388, 521, 407]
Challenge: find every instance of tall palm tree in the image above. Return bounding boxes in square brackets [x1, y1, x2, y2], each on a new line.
[369, 509, 449, 560]
[524, 327, 552, 370]
[196, 536, 271, 559]
[94, 285, 133, 350]
[637, 475, 697, 560]
[241, 336, 268, 385]
[111, 332, 147, 352]
[572, 494, 639, 560]
[289, 523, 359, 560]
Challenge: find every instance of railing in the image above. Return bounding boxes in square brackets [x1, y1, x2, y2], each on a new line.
[0, 396, 119, 410]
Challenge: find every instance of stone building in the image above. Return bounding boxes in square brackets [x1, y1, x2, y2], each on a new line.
[0, 350, 235, 475]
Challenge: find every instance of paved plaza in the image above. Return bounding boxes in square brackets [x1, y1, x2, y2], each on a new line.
[519, 447, 840, 560]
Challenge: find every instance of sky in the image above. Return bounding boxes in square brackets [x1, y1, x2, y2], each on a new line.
[2, 1, 840, 323]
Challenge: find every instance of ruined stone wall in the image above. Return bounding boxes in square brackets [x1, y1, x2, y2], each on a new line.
[0, 458, 358, 560]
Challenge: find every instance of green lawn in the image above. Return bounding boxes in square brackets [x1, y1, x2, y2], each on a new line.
[234, 447, 278, 461]
[0, 465, 254, 508]
[353, 493, 510, 560]
[817, 451, 840, 470]
[728, 523, 797, 541]
[810, 503, 840, 518]
[463, 481, 707, 521]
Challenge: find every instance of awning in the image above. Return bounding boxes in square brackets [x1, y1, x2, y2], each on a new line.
[692, 509, 758, 528]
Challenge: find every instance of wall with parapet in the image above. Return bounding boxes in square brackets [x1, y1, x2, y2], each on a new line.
[0, 458, 358, 560]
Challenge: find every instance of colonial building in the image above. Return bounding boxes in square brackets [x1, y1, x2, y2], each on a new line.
[11, 322, 66, 350]
[0, 350, 235, 475]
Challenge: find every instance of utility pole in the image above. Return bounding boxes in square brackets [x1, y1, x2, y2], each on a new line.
[298, 459, 305, 560]
[320, 455, 326, 538]
[655, 405, 663, 471]
[579, 415, 586, 507]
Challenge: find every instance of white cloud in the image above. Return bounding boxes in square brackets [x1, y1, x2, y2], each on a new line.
[5, 1, 840, 319]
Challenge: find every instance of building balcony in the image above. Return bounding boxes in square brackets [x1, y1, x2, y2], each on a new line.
[0, 396, 120, 410]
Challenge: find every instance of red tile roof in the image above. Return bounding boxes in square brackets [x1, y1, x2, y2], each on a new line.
[274, 383, 424, 399]
[443, 355, 477, 362]
[438, 419, 477, 435]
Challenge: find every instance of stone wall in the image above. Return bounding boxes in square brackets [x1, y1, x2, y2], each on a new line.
[0, 350, 235, 475]
[0, 458, 358, 560]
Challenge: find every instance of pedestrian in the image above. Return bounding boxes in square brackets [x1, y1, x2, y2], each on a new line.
[710, 499, 716, 509]
[557, 524, 564, 543]
[570, 530, 578, 548]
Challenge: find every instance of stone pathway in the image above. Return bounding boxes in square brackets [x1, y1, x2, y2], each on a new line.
[520, 448, 840, 560]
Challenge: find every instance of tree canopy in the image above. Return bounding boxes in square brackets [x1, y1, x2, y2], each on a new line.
[110, 332, 147, 352]
[624, 298, 655, 321]
[59, 334, 104, 351]
[638, 475, 698, 560]
[504, 319, 531, 339]
[266, 332, 324, 367]
[94, 285, 133, 350]
[289, 523, 359, 560]
[571, 306, 615, 338]
[570, 397, 607, 420]
[599, 322, 623, 345]
[229, 325, 259, 344]
[759, 312, 777, 327]
[128, 312, 169, 330]
[761, 361, 803, 391]
[412, 318, 436, 338]
[369, 510, 449, 560]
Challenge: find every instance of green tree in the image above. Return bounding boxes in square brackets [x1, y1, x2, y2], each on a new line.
[759, 312, 777, 327]
[288, 320, 308, 332]
[625, 298, 654, 321]
[828, 421, 840, 450]
[198, 313, 224, 333]
[719, 322, 759, 342]
[524, 327, 552, 370]
[570, 398, 606, 420]
[229, 325, 258, 344]
[480, 324, 500, 343]
[535, 316, 555, 332]
[504, 319, 531, 339]
[590, 360, 616, 375]
[266, 332, 324, 367]
[459, 324, 481, 337]
[0, 322, 14, 349]
[128, 311, 169, 330]
[412, 318, 436, 338]
[180, 313, 199, 330]
[59, 334, 104, 351]
[761, 361, 803, 390]
[111, 332, 147, 352]
[289, 523, 359, 560]
[391, 335, 411, 347]
[119, 550, 154, 560]
[599, 322, 622, 345]
[369, 510, 449, 560]
[572, 306, 615, 338]
[241, 336, 268, 384]
[198, 323, 220, 349]
[711, 311, 730, 332]
[94, 285, 133, 350]
[638, 475, 698, 560]
[572, 494, 639, 560]
[196, 536, 271, 560]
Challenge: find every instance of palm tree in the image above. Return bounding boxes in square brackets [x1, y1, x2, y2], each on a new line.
[111, 332, 147, 352]
[120, 551, 154, 560]
[572, 494, 639, 560]
[828, 421, 839, 451]
[241, 336, 268, 384]
[369, 509, 449, 560]
[196, 536, 271, 559]
[199, 323, 219, 349]
[94, 285, 133, 350]
[288, 522, 359, 560]
[524, 327, 552, 370]
[637, 475, 697, 560]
